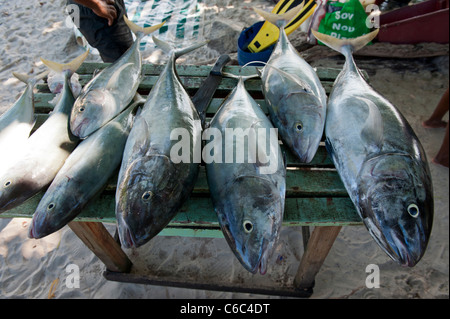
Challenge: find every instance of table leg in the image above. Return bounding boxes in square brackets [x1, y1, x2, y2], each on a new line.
[68, 221, 132, 273]
[294, 226, 342, 291]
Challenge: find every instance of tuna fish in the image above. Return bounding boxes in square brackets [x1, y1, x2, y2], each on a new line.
[115, 36, 205, 248]
[205, 74, 286, 274]
[0, 52, 88, 213]
[313, 29, 434, 267]
[254, 4, 327, 163]
[69, 17, 165, 139]
[28, 97, 142, 239]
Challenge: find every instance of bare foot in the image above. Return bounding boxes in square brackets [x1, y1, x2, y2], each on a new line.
[422, 119, 448, 129]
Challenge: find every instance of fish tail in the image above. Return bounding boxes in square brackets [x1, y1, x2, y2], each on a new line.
[222, 72, 259, 82]
[311, 29, 379, 55]
[123, 16, 166, 37]
[152, 36, 207, 60]
[12, 70, 49, 85]
[253, 3, 304, 28]
[40, 49, 89, 76]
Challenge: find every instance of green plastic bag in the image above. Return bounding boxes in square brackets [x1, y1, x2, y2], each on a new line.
[318, 0, 370, 42]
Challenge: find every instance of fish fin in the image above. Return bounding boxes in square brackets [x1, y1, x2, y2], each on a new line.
[152, 36, 207, 60]
[123, 15, 166, 37]
[129, 116, 150, 155]
[40, 50, 89, 76]
[360, 97, 384, 153]
[311, 29, 379, 55]
[12, 70, 49, 85]
[253, 3, 304, 29]
[222, 72, 259, 82]
[105, 63, 134, 90]
[262, 63, 314, 92]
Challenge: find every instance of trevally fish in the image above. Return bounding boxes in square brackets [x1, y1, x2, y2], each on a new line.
[115, 36, 205, 248]
[254, 4, 327, 163]
[0, 51, 88, 213]
[205, 74, 286, 274]
[313, 30, 434, 267]
[0, 71, 48, 170]
[69, 17, 165, 139]
[28, 97, 142, 239]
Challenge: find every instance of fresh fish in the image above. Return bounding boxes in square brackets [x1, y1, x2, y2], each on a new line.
[313, 30, 434, 267]
[205, 74, 286, 274]
[28, 97, 142, 239]
[0, 71, 47, 169]
[254, 4, 327, 163]
[115, 36, 205, 248]
[69, 17, 165, 139]
[0, 52, 88, 213]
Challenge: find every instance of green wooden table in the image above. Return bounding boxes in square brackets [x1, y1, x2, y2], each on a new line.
[1, 62, 363, 298]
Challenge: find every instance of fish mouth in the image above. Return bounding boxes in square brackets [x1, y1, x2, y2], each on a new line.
[28, 218, 38, 239]
[117, 217, 138, 249]
[244, 239, 270, 275]
[364, 215, 426, 268]
[70, 117, 90, 138]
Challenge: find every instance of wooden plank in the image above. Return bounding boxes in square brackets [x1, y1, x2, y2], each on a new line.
[2, 191, 361, 229]
[75, 63, 343, 80]
[68, 221, 132, 273]
[293, 225, 342, 290]
[103, 269, 313, 298]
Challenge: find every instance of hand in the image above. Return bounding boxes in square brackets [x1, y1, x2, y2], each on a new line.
[91, 0, 117, 26]
[73, 0, 118, 26]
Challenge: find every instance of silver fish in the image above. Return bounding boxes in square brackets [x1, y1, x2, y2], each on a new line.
[28, 97, 141, 239]
[205, 74, 286, 274]
[115, 36, 205, 248]
[254, 4, 327, 163]
[313, 30, 434, 267]
[70, 17, 164, 139]
[0, 52, 88, 213]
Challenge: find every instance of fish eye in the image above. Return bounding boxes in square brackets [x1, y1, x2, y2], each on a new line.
[407, 204, 419, 218]
[294, 122, 303, 132]
[243, 220, 253, 233]
[3, 180, 11, 188]
[79, 107, 85, 112]
[142, 191, 153, 202]
[47, 203, 55, 211]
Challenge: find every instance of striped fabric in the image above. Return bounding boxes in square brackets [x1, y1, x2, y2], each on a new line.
[125, 0, 204, 51]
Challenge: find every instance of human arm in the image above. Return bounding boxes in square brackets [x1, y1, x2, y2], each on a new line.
[72, 0, 118, 26]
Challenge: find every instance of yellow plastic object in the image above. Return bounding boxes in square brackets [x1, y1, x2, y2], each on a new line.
[248, 0, 317, 53]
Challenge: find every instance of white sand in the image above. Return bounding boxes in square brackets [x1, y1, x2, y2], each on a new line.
[0, 0, 448, 299]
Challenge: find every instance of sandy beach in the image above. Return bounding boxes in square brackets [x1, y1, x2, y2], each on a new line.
[0, 0, 448, 299]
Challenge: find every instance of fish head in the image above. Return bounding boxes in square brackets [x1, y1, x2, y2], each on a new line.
[116, 155, 180, 248]
[218, 175, 284, 274]
[28, 186, 80, 238]
[70, 89, 117, 138]
[274, 90, 324, 163]
[357, 153, 433, 267]
[0, 173, 39, 213]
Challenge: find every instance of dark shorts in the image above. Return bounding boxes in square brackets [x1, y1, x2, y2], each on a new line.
[68, 0, 133, 62]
